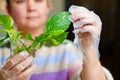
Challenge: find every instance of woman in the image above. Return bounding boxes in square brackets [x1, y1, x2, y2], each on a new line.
[0, 0, 113, 80]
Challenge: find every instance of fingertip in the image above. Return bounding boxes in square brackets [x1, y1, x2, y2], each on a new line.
[69, 5, 79, 11]
[19, 51, 29, 56]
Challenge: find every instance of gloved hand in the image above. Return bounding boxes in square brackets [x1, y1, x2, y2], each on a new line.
[69, 5, 102, 57]
[0, 51, 36, 80]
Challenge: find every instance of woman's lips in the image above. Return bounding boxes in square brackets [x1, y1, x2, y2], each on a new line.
[26, 16, 39, 20]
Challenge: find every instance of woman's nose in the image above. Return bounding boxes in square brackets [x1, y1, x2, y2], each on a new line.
[27, 0, 36, 12]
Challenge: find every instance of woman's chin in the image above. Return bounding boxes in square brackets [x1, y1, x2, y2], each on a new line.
[26, 25, 40, 29]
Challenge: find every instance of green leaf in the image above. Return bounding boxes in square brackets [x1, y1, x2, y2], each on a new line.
[0, 15, 14, 30]
[46, 11, 71, 32]
[26, 33, 33, 41]
[0, 38, 6, 45]
[48, 32, 68, 46]
[35, 32, 49, 42]
[11, 31, 21, 39]
[0, 33, 9, 45]
[35, 30, 68, 47]
[34, 11, 71, 47]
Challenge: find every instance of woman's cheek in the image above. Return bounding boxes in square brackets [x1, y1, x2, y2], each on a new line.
[11, 9, 25, 22]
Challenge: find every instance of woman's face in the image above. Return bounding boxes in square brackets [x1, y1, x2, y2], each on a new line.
[7, 0, 49, 31]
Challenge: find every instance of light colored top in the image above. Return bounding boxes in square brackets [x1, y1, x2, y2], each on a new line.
[0, 40, 114, 80]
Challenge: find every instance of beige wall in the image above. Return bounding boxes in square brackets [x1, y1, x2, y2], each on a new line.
[49, 0, 65, 16]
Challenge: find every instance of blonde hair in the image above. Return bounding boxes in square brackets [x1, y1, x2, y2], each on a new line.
[0, 0, 6, 11]
[48, 0, 53, 9]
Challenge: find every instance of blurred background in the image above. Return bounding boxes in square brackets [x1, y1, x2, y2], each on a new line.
[0, 0, 120, 79]
[50, 0, 120, 80]
[66, 0, 120, 80]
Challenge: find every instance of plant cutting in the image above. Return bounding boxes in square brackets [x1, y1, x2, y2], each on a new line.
[0, 11, 71, 57]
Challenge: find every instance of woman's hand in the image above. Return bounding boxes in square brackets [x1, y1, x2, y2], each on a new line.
[69, 5, 107, 80]
[0, 51, 36, 80]
[69, 5, 102, 51]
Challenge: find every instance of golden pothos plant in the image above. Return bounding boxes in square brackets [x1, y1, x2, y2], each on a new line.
[0, 12, 71, 57]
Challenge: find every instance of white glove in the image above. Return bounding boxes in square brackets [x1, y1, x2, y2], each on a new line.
[69, 5, 102, 57]
[0, 51, 35, 80]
